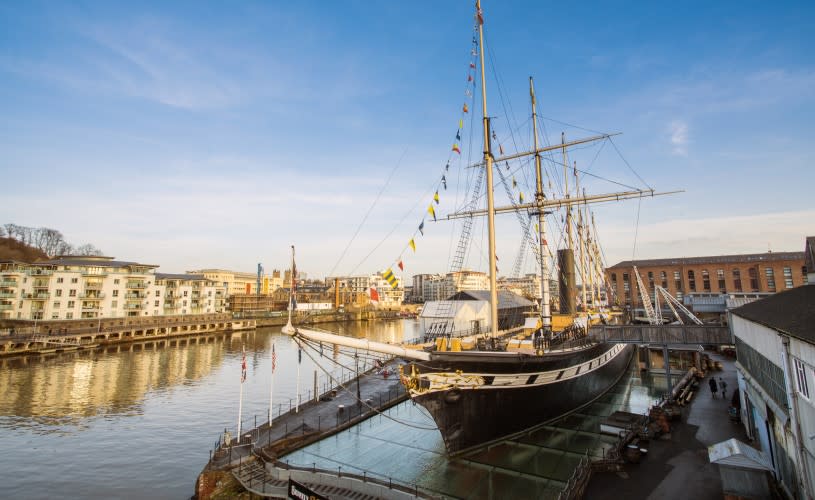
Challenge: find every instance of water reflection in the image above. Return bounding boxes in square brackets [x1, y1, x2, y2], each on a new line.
[0, 337, 228, 430]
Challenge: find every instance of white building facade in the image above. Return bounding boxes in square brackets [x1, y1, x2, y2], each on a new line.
[0, 256, 226, 321]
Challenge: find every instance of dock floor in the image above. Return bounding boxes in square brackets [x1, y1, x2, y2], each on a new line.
[584, 350, 750, 500]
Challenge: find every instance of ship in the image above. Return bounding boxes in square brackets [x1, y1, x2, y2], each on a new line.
[285, 0, 677, 455]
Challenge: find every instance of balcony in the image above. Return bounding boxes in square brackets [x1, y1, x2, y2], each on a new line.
[0, 304, 13, 311]
[163, 303, 179, 310]
[123, 304, 144, 310]
[81, 271, 107, 277]
[0, 291, 15, 298]
[126, 282, 147, 289]
[0, 280, 18, 287]
[33, 281, 50, 289]
[26, 269, 53, 276]
[84, 282, 104, 290]
[24, 292, 50, 300]
[81, 305, 100, 311]
[80, 293, 105, 299]
[125, 293, 145, 300]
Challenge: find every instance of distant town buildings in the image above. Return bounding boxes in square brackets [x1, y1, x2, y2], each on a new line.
[0, 255, 226, 321]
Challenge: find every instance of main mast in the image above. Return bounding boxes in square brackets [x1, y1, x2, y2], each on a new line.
[475, 0, 499, 338]
[529, 77, 551, 331]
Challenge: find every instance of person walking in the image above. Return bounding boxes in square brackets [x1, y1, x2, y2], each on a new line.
[720, 377, 728, 399]
[709, 377, 718, 398]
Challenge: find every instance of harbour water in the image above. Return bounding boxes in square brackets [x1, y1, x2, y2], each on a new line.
[0, 319, 674, 499]
[0, 320, 420, 499]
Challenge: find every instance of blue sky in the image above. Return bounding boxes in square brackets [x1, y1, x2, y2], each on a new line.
[2, 1, 813, 279]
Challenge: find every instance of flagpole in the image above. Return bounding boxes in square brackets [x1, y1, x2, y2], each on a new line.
[269, 344, 275, 426]
[237, 346, 245, 441]
[295, 343, 301, 413]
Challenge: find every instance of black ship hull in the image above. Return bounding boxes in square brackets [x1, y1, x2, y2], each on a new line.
[405, 342, 634, 454]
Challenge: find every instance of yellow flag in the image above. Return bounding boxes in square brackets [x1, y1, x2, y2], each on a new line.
[519, 192, 524, 203]
[433, 191, 440, 204]
[427, 204, 436, 221]
[409, 239, 416, 252]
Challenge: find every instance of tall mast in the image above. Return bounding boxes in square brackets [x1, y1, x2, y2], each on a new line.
[575, 166, 588, 312]
[476, 0, 499, 338]
[282, 245, 296, 334]
[529, 77, 550, 330]
[562, 133, 573, 253]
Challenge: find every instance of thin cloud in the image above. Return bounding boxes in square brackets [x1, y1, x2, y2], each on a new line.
[669, 120, 688, 156]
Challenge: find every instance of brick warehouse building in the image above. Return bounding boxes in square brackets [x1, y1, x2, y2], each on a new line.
[606, 250, 806, 310]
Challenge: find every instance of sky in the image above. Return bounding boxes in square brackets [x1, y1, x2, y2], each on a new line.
[1, 1, 813, 279]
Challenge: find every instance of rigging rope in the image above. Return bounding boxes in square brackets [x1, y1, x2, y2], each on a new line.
[294, 336, 438, 430]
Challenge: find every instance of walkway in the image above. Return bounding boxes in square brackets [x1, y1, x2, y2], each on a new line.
[584, 350, 749, 500]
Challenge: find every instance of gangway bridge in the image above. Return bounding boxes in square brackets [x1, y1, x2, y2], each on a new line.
[588, 324, 732, 383]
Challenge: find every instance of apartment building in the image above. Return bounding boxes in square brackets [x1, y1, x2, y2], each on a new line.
[0, 256, 225, 320]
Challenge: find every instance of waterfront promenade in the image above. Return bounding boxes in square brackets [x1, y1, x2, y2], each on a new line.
[196, 358, 414, 499]
[585, 350, 750, 499]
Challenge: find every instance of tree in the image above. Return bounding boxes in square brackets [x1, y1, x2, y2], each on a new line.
[74, 243, 103, 256]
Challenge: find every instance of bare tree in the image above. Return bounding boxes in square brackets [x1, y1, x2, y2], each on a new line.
[74, 243, 103, 256]
[32, 227, 66, 257]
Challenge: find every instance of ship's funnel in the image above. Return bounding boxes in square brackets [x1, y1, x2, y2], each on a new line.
[558, 249, 576, 315]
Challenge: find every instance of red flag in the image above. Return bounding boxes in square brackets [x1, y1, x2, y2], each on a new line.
[477, 8, 484, 25]
[463, 103, 468, 113]
[452, 143, 461, 154]
[467, 74, 473, 82]
[241, 349, 247, 383]
[369, 286, 380, 303]
[398, 260, 404, 271]
[469, 62, 475, 69]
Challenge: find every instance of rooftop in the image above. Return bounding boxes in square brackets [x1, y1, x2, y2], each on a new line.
[731, 284, 815, 344]
[609, 251, 804, 269]
[449, 290, 534, 309]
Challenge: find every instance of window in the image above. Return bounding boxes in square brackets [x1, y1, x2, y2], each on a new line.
[155, 290, 160, 297]
[660, 271, 667, 288]
[749, 268, 759, 291]
[183, 300, 187, 306]
[114, 279, 120, 285]
[56, 277, 64, 283]
[688, 270, 696, 291]
[66, 312, 73, 319]
[111, 300, 118, 308]
[675, 291, 683, 302]
[53, 302, 60, 309]
[71, 277, 78, 284]
[702, 270, 710, 291]
[794, 358, 810, 399]
[69, 289, 77, 297]
[673, 270, 681, 290]
[183, 290, 188, 297]
[765, 267, 776, 292]
[67, 300, 75, 308]
[113, 290, 119, 297]
[732, 269, 742, 292]
[56, 289, 63, 297]
[717, 269, 725, 292]
[647, 271, 654, 289]
[783, 267, 793, 289]
[51, 312, 59, 319]
[154, 300, 159, 307]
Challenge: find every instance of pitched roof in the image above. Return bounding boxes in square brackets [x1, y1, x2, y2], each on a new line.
[155, 273, 206, 281]
[449, 290, 534, 309]
[608, 251, 803, 269]
[806, 236, 815, 274]
[731, 285, 815, 344]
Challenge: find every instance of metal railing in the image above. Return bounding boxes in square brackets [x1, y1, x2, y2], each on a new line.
[588, 324, 732, 345]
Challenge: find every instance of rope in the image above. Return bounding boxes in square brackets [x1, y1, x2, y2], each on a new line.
[293, 336, 438, 430]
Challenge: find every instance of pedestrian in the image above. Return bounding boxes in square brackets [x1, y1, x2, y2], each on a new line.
[720, 377, 728, 399]
[709, 377, 718, 398]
